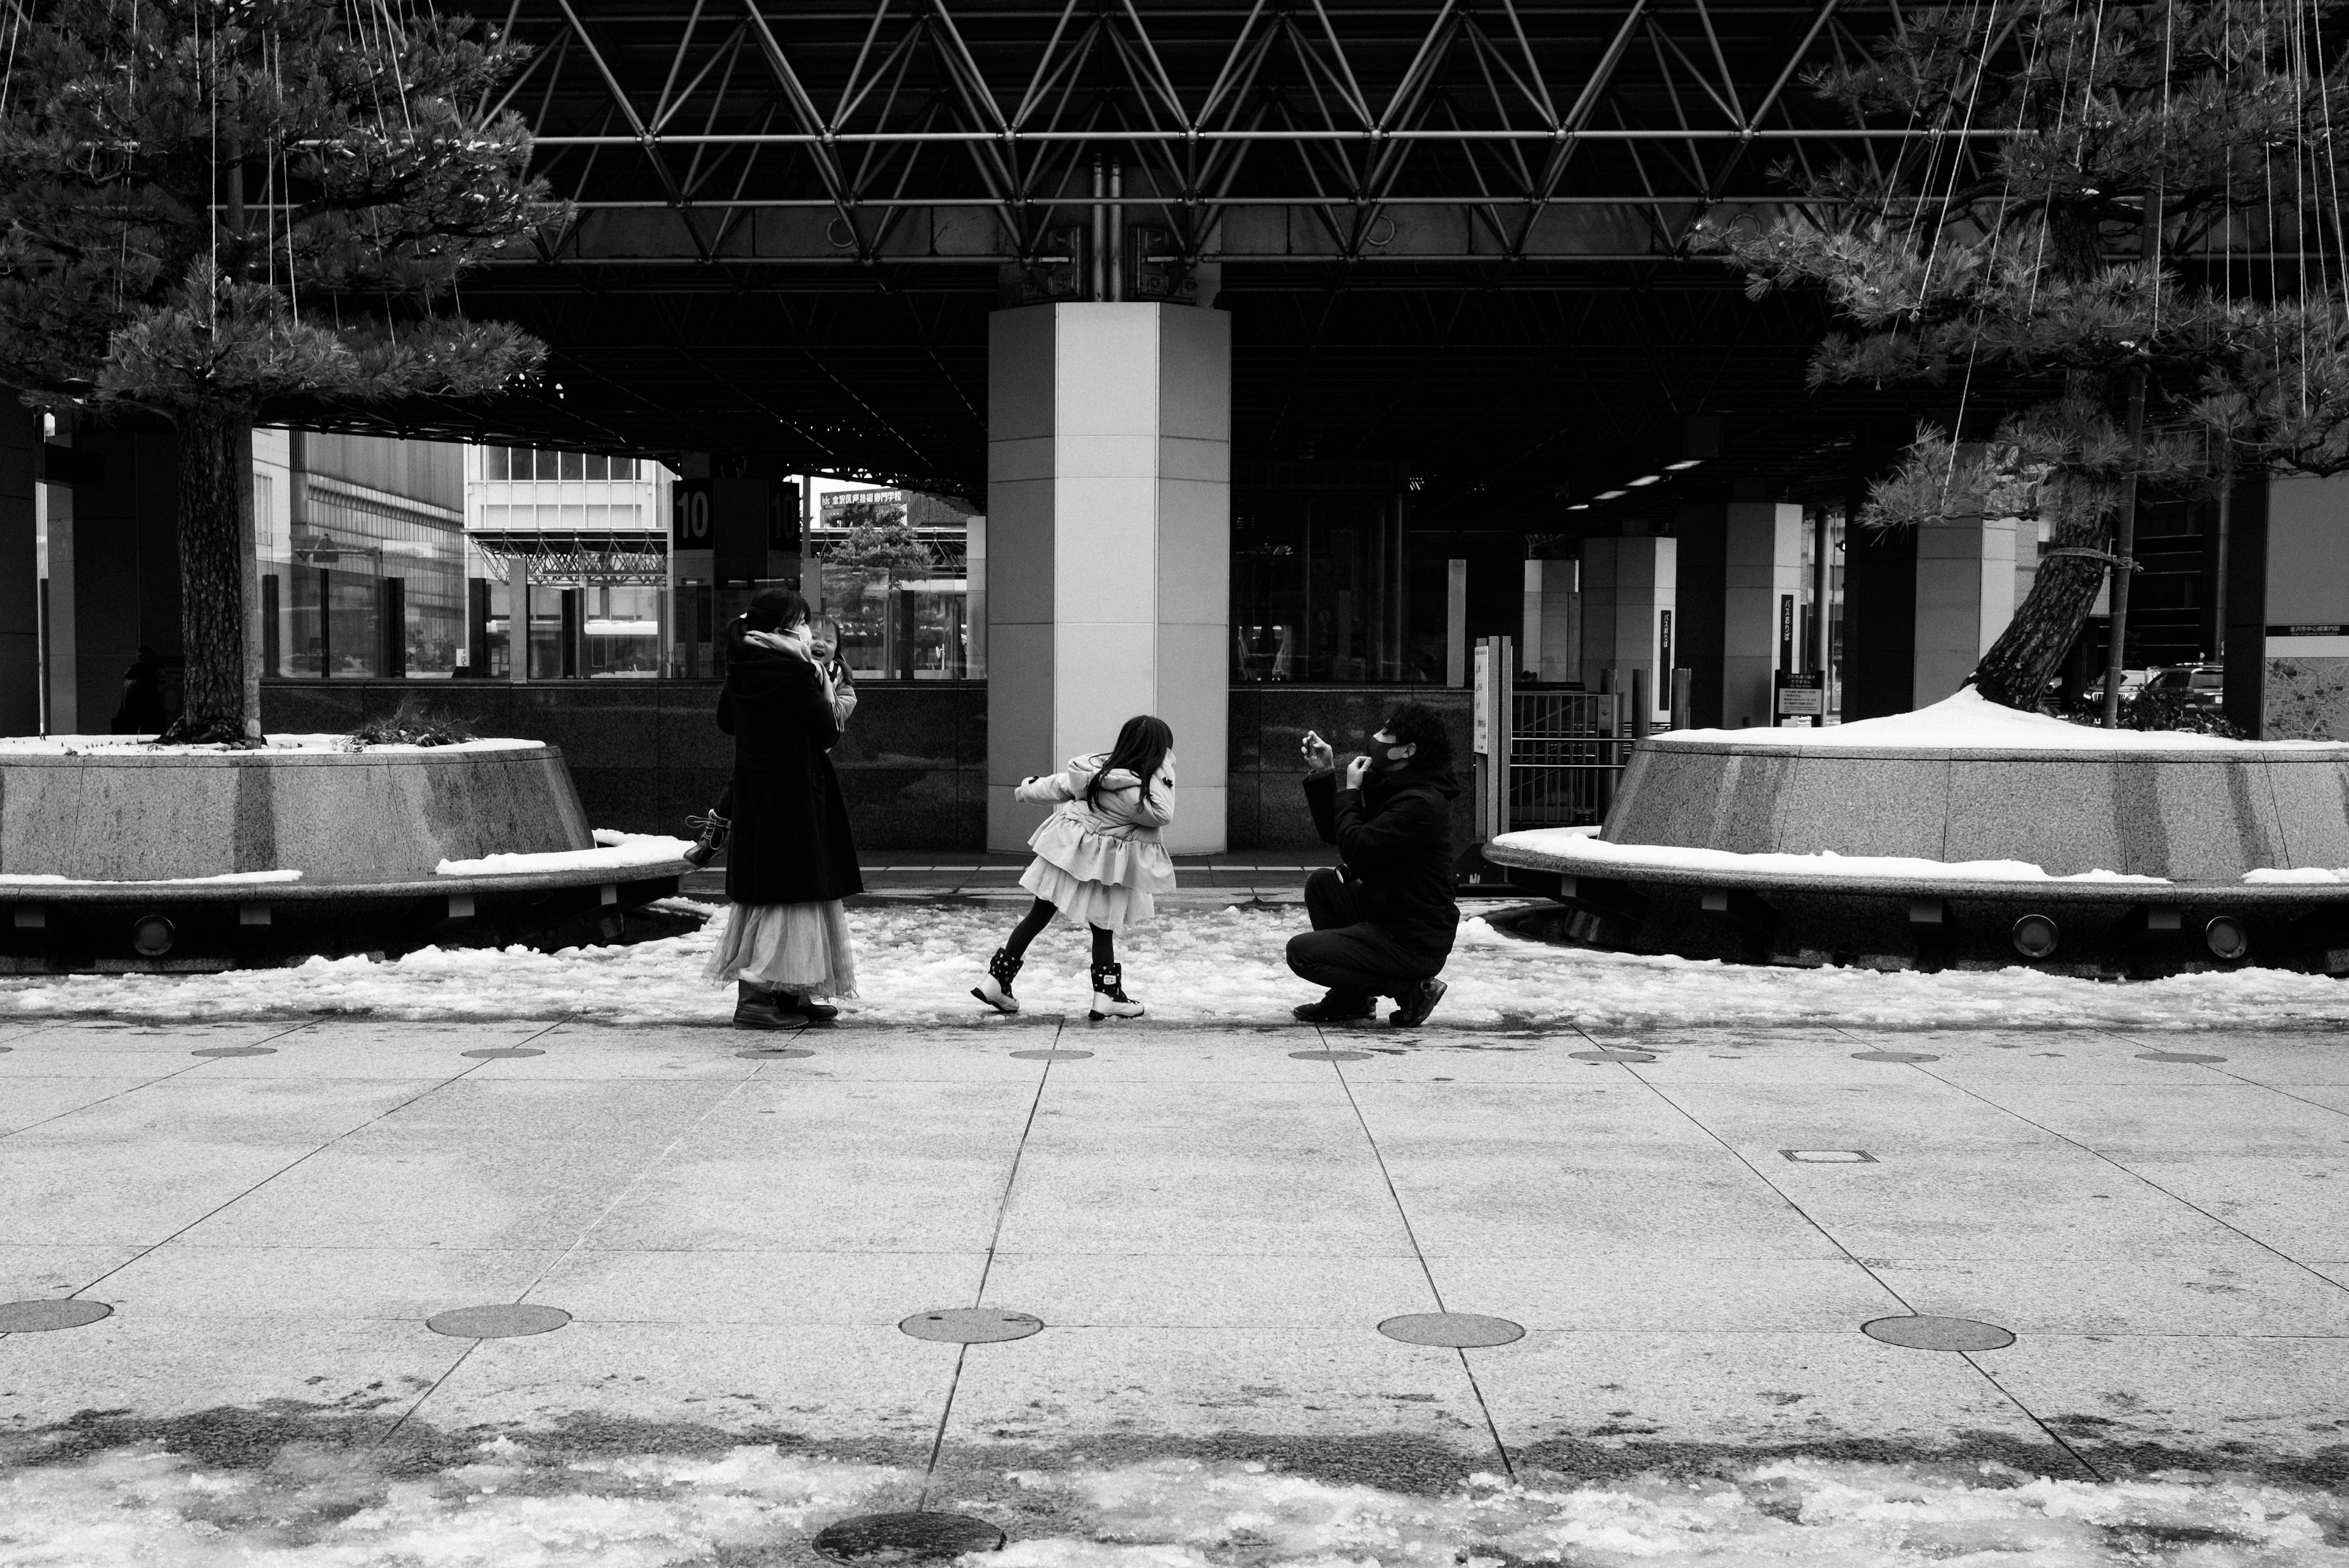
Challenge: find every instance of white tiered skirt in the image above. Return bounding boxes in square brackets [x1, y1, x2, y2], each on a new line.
[1020, 858, 1154, 930]
[702, 900, 859, 998]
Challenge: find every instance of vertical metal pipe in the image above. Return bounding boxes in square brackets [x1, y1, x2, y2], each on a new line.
[1107, 160, 1124, 300]
[1811, 503, 1831, 675]
[1089, 154, 1107, 301]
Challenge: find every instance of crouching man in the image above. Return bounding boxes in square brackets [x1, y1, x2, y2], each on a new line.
[1286, 703, 1461, 1027]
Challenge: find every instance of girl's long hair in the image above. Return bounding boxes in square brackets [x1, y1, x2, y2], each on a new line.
[1085, 714, 1174, 810]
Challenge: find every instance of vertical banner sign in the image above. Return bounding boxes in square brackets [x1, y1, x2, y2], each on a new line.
[1473, 642, 1491, 755]
[672, 480, 713, 549]
[1658, 609, 1674, 708]
[1778, 594, 1795, 672]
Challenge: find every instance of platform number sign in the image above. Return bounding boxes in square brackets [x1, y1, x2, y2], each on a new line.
[1779, 594, 1795, 672]
[1657, 608, 1673, 711]
[672, 480, 713, 549]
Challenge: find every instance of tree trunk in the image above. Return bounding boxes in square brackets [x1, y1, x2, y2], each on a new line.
[165, 404, 255, 744]
[1970, 503, 2112, 710]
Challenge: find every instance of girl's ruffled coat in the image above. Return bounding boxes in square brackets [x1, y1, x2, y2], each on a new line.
[1017, 753, 1179, 908]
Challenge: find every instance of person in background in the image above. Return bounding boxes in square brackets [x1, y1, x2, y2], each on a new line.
[684, 614, 855, 868]
[1285, 703, 1460, 1028]
[700, 588, 864, 1028]
[111, 646, 169, 736]
[973, 715, 1176, 1022]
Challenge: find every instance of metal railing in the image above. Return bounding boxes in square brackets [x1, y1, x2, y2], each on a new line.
[1507, 689, 1635, 828]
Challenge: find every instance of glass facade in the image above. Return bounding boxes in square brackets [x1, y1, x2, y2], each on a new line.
[464, 446, 671, 679]
[1231, 479, 1419, 683]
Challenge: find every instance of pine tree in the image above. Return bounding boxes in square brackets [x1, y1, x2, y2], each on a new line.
[0, 0, 562, 742]
[1696, 0, 2349, 719]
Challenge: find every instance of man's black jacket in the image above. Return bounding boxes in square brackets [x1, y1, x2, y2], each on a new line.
[1304, 758, 1462, 966]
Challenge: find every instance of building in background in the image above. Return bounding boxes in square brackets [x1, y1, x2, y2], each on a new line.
[809, 486, 982, 681]
[463, 447, 672, 679]
[257, 432, 466, 681]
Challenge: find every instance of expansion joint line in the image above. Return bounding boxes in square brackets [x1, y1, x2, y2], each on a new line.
[1916, 1059, 2349, 1304]
[1321, 1030, 1518, 1482]
[918, 1015, 1063, 1510]
[61, 1019, 574, 1312]
[388, 1015, 773, 1443]
[1606, 1025, 2107, 1482]
[0, 1018, 322, 1145]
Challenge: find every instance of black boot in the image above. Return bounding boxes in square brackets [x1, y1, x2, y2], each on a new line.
[972, 947, 1023, 1014]
[1089, 961, 1144, 1021]
[1293, 989, 1376, 1024]
[733, 980, 807, 1030]
[683, 809, 730, 868]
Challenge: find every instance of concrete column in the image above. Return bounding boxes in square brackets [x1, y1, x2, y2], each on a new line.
[1912, 513, 2017, 704]
[1579, 534, 1677, 725]
[987, 301, 1231, 854]
[1724, 504, 1802, 728]
[1520, 558, 1580, 683]
[0, 411, 37, 737]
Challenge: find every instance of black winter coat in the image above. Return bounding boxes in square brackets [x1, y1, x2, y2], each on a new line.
[1304, 759, 1461, 966]
[716, 641, 865, 906]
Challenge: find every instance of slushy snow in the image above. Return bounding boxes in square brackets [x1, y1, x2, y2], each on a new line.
[0, 867, 302, 886]
[3, 900, 2345, 1030]
[1495, 825, 2165, 885]
[0, 1441, 2341, 1568]
[1666, 687, 2347, 751]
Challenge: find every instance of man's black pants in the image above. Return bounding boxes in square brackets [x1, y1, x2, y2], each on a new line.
[1285, 868, 1437, 1005]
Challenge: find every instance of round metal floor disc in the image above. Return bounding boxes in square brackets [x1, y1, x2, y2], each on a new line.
[899, 1307, 1043, 1344]
[1569, 1049, 1656, 1063]
[193, 1046, 276, 1058]
[1010, 1049, 1093, 1060]
[425, 1303, 572, 1339]
[814, 1511, 1006, 1565]
[0, 1299, 112, 1333]
[1862, 1314, 2014, 1352]
[1290, 1049, 1371, 1062]
[461, 1047, 545, 1059]
[737, 1047, 817, 1059]
[1852, 1050, 1940, 1063]
[1377, 1312, 1526, 1348]
[2138, 1051, 2227, 1063]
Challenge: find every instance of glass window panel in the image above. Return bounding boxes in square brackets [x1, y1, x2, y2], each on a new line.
[614, 457, 636, 481]
[560, 450, 584, 481]
[585, 453, 609, 481]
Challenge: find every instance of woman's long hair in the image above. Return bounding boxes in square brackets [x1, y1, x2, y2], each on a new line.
[742, 587, 812, 635]
[1085, 714, 1174, 810]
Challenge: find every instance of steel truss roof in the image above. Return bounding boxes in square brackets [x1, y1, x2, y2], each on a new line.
[355, 1, 1992, 512]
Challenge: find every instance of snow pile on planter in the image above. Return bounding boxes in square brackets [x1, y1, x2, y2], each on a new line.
[4, 900, 2347, 1030]
[1500, 825, 2166, 886]
[0, 734, 546, 756]
[1666, 688, 2345, 751]
[435, 829, 692, 876]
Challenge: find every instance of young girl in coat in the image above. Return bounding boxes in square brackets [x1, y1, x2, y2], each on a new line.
[974, 715, 1176, 1021]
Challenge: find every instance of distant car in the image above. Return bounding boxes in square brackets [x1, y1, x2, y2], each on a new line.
[2145, 664, 2225, 709]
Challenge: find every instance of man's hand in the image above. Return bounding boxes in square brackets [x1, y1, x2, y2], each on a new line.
[1343, 753, 1372, 791]
[1299, 729, 1336, 772]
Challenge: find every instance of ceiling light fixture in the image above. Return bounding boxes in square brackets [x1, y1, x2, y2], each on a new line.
[1664, 458, 1704, 471]
[1594, 489, 1628, 500]
[1565, 502, 1589, 511]
[1626, 474, 1662, 487]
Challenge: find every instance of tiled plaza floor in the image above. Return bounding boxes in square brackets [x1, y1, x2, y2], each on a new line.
[4, 1010, 2346, 1496]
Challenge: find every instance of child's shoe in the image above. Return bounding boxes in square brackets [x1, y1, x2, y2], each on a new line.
[1089, 962, 1145, 1021]
[683, 809, 730, 868]
[973, 947, 1023, 1013]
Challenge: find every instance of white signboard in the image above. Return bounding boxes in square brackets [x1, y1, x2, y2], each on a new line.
[1473, 643, 1490, 755]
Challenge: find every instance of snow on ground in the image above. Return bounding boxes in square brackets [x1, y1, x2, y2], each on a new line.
[0, 734, 544, 756]
[3, 899, 2345, 1031]
[1494, 826, 2165, 884]
[0, 1442, 2342, 1567]
[1667, 687, 2347, 751]
[436, 830, 696, 876]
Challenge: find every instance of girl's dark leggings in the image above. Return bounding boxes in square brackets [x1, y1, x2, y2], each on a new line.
[1005, 897, 1115, 966]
